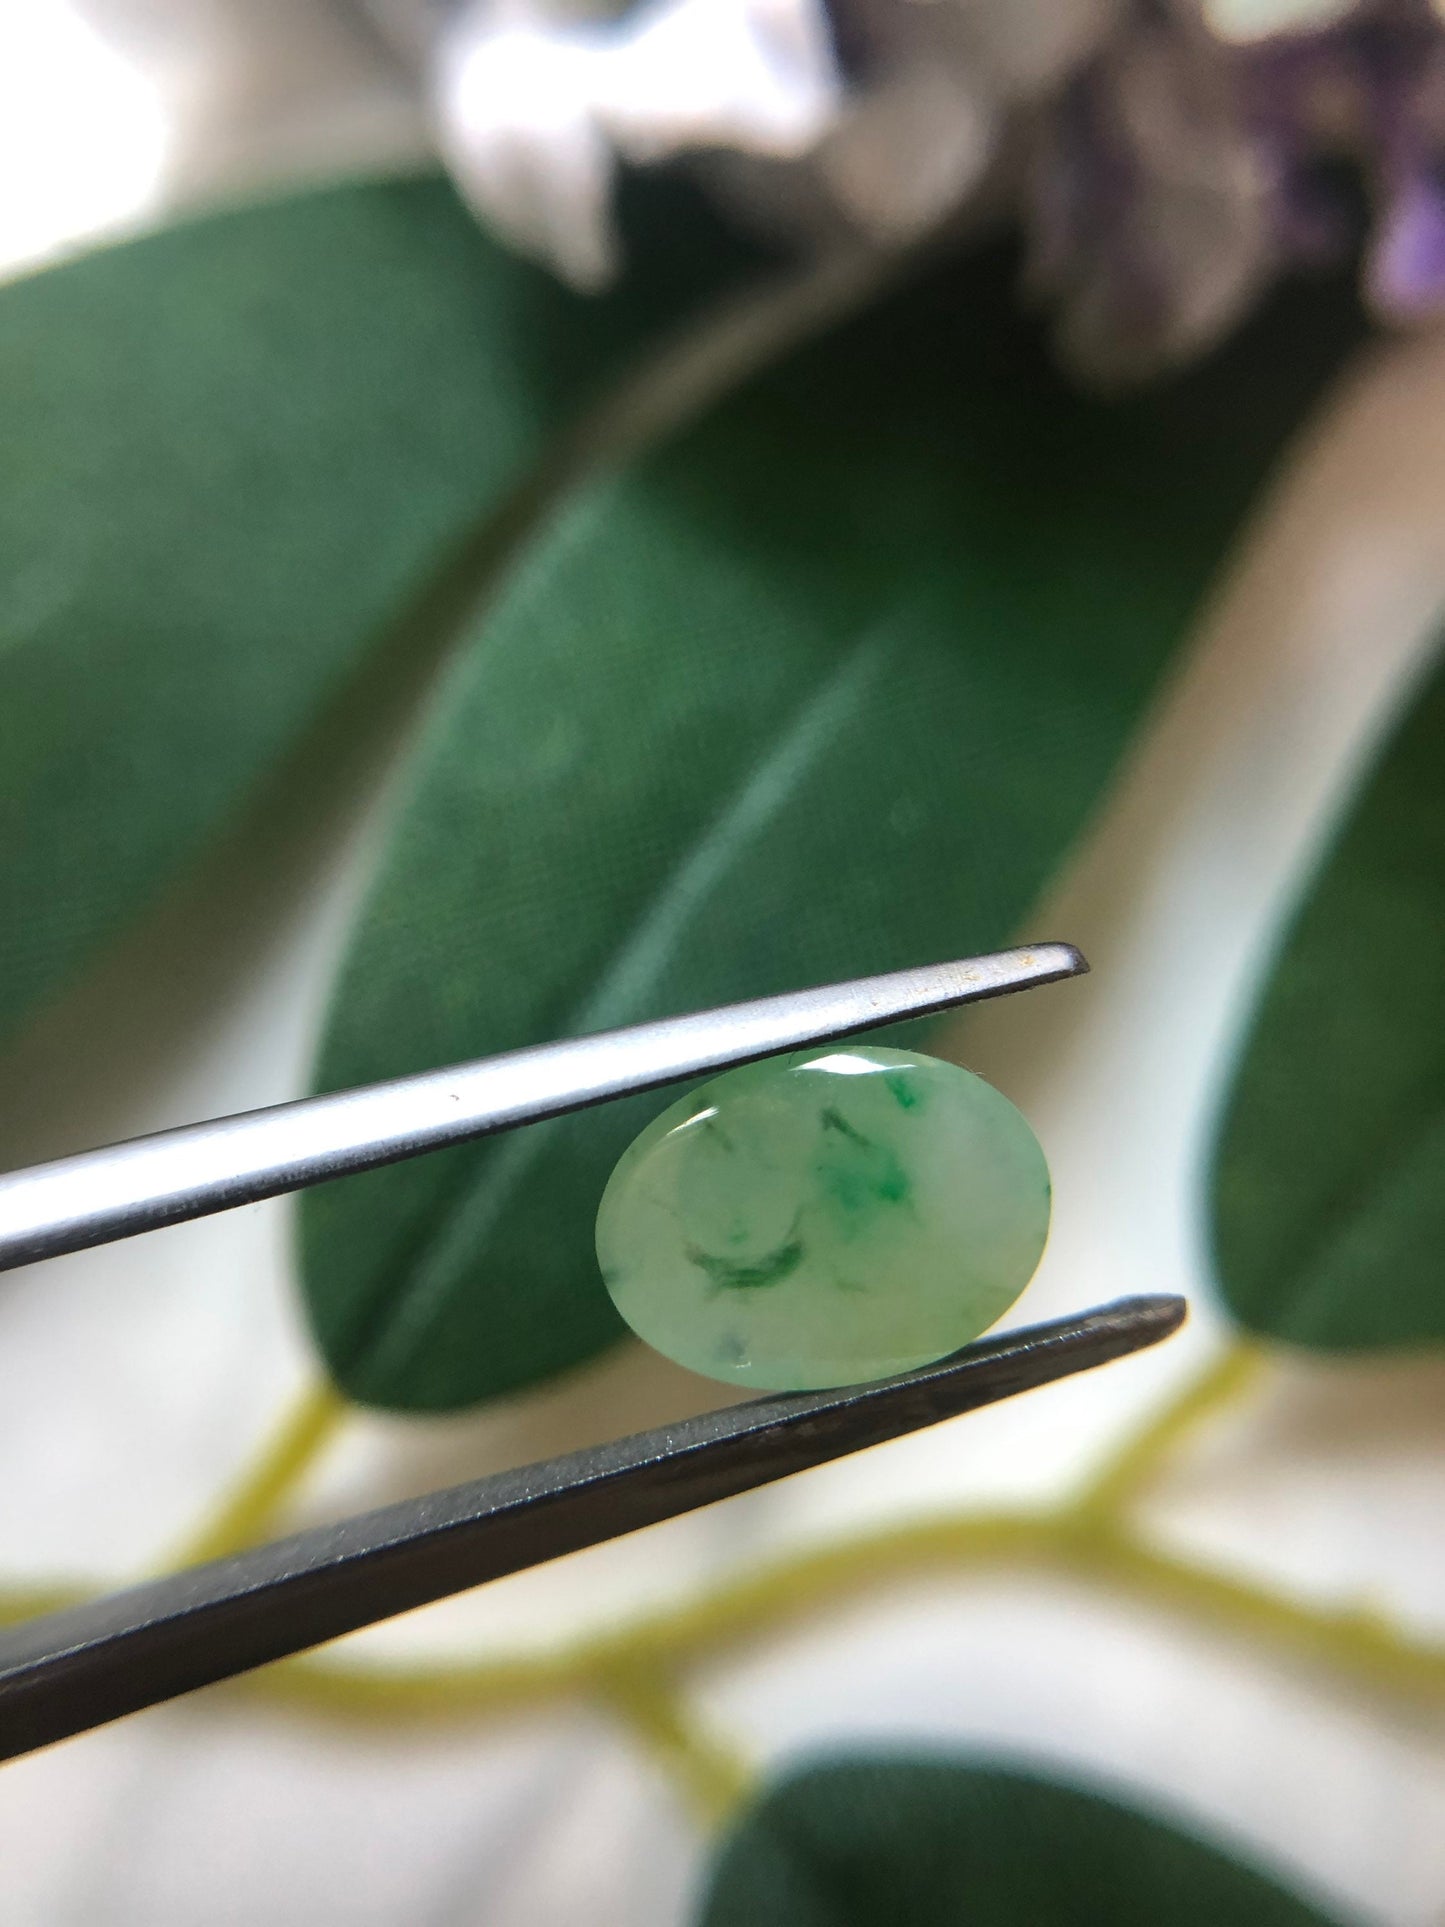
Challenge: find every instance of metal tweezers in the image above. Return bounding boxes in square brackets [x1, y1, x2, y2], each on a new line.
[0, 945, 1183, 1762]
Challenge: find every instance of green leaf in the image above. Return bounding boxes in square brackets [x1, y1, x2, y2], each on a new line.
[0, 171, 743, 1046]
[697, 1757, 1347, 1926]
[301, 249, 1361, 1411]
[1211, 645, 1445, 1348]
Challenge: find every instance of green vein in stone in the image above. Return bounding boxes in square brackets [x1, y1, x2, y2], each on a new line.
[688, 1238, 807, 1292]
[884, 1070, 921, 1109]
[816, 1107, 910, 1214]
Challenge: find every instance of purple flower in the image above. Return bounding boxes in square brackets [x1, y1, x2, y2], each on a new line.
[1224, 4, 1445, 314]
[402, 0, 1445, 381]
[1024, 17, 1273, 385]
[1371, 165, 1445, 313]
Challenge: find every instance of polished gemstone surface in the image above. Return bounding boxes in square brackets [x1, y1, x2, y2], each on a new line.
[595, 1046, 1050, 1390]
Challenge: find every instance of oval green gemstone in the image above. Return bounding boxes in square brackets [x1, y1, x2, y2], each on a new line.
[595, 1046, 1050, 1390]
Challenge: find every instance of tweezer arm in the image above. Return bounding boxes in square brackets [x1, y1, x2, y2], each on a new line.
[0, 944, 1083, 1272]
[0, 1295, 1181, 1762]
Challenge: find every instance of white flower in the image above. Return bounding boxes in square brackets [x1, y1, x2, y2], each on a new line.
[431, 0, 844, 287]
[1198, 0, 1363, 42]
[424, 0, 1119, 282]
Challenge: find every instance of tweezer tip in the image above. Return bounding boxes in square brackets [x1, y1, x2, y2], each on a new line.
[1096, 1292, 1187, 1339]
[1035, 941, 1089, 979]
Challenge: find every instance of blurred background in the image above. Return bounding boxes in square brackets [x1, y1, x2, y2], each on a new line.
[0, 2, 1442, 1922]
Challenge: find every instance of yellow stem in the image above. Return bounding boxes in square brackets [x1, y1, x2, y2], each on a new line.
[1075, 1339, 1264, 1522]
[166, 1381, 347, 1568]
[1066, 1517, 1445, 1701]
[6, 1347, 1442, 1758]
[263, 1514, 1053, 1723]
[592, 1660, 753, 1827]
[255, 1504, 1445, 1726]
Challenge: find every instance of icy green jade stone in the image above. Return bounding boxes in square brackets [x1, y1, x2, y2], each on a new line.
[594, 1046, 1051, 1391]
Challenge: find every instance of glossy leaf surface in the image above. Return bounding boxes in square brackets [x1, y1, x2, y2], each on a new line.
[0, 172, 738, 1045]
[302, 253, 1360, 1410]
[697, 1758, 1346, 1926]
[1212, 646, 1445, 1348]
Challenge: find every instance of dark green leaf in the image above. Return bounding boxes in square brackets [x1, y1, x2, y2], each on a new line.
[1211, 644, 1445, 1348]
[0, 171, 743, 1045]
[697, 1756, 1348, 1926]
[302, 250, 1361, 1410]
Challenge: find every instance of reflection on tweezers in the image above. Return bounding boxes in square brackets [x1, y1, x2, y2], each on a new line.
[0, 944, 1085, 1271]
[0, 1294, 1184, 1762]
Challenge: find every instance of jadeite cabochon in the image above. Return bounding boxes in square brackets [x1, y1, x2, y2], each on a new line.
[595, 1047, 1051, 1390]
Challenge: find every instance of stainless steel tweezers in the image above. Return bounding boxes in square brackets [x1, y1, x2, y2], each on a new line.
[0, 946, 1185, 1761]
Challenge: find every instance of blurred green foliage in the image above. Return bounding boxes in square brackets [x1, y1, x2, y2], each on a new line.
[0, 172, 745, 1049]
[1213, 648, 1445, 1347]
[301, 248, 1360, 1410]
[699, 1757, 1346, 1924]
